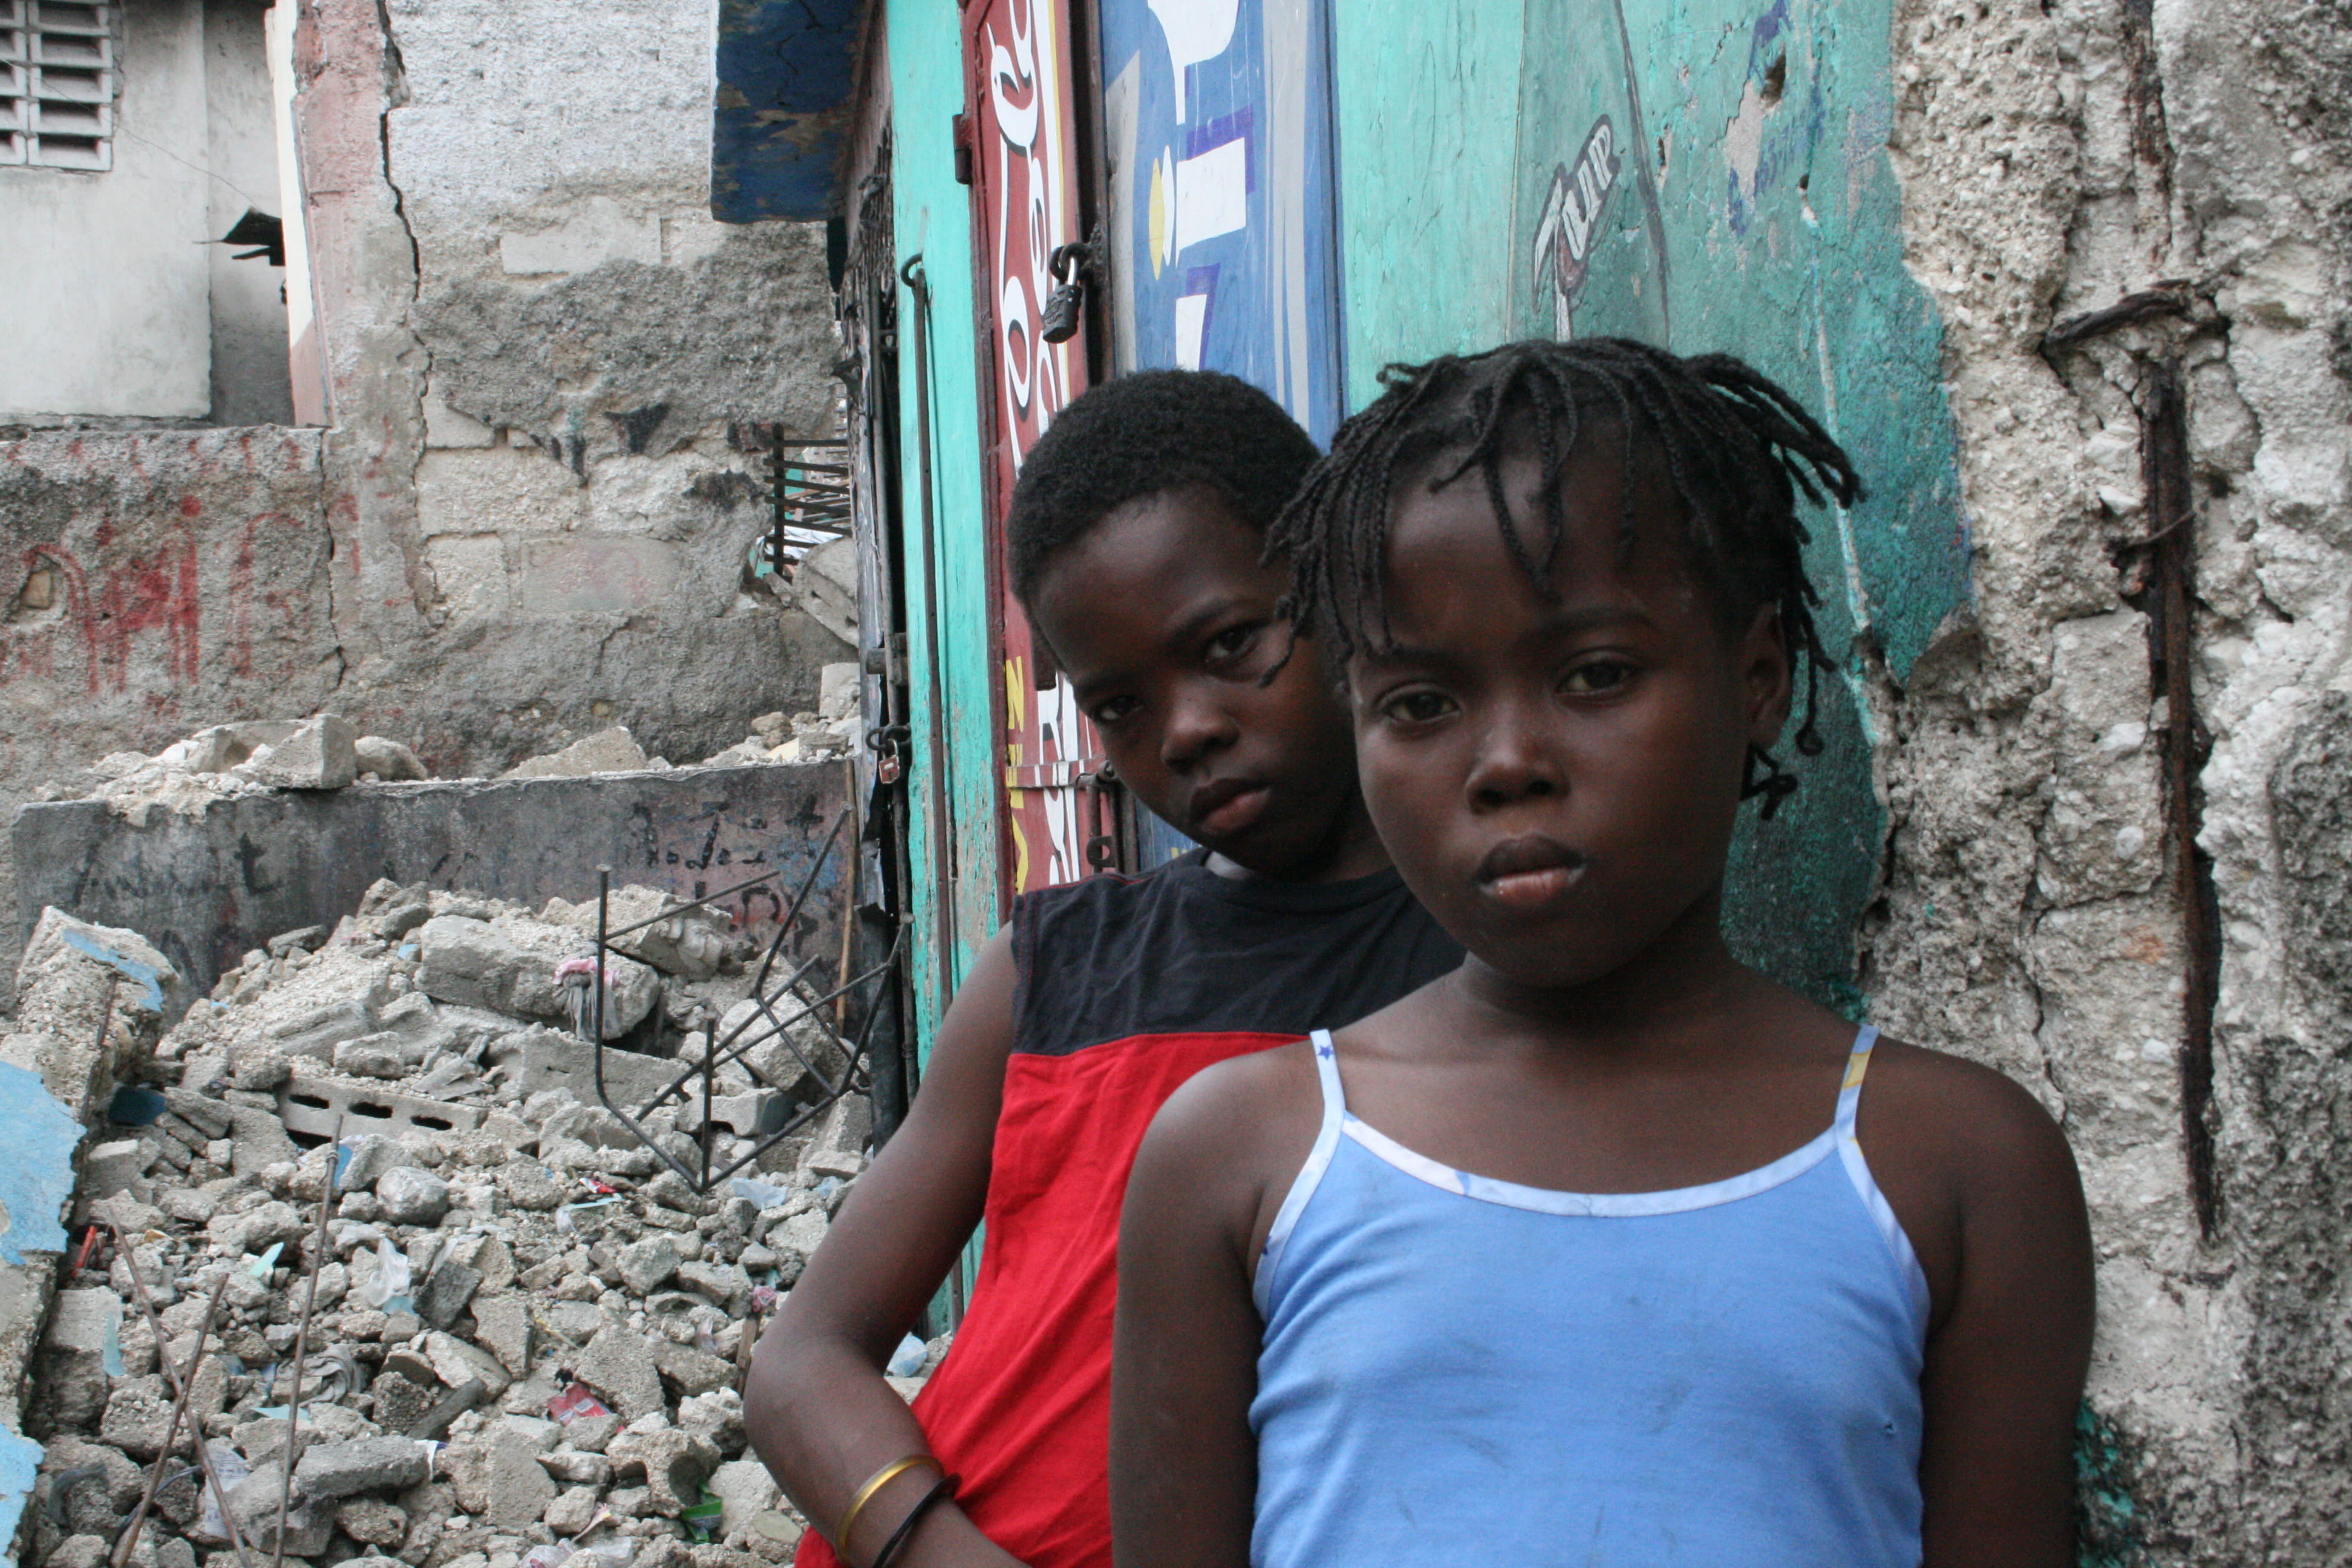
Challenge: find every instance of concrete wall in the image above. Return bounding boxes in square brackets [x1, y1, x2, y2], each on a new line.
[0, 0, 212, 420]
[1, 0, 849, 1008]
[13, 760, 856, 1008]
[1864, 0, 2352, 1557]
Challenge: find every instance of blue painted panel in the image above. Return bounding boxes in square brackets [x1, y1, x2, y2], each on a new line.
[1097, 0, 1345, 446]
[0, 1060, 83, 1265]
[1100, 0, 1347, 868]
[711, 0, 864, 223]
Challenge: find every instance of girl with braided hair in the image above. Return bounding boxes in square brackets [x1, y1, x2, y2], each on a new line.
[1108, 339, 2092, 1567]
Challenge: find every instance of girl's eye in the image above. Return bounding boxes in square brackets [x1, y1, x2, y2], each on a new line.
[1206, 623, 1263, 663]
[1091, 694, 1141, 726]
[1560, 659, 1636, 696]
[1380, 690, 1457, 725]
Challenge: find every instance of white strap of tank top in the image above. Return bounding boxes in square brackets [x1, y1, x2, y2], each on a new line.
[1834, 1025, 1883, 1137]
[1307, 1028, 1346, 1119]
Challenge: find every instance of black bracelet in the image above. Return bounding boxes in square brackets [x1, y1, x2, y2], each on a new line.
[867, 1471, 958, 1568]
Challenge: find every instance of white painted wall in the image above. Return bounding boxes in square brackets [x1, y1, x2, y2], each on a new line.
[204, 0, 291, 423]
[0, 0, 210, 419]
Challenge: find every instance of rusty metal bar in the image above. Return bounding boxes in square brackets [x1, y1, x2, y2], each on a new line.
[2141, 358, 2223, 1237]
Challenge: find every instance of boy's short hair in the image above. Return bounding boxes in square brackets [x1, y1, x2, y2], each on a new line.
[1007, 370, 1320, 603]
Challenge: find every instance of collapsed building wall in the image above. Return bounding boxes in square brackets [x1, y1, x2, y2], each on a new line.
[1867, 0, 2352, 1557]
[2, 0, 849, 1008]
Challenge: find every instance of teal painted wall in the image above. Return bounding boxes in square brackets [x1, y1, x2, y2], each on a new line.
[1329, 0, 1968, 1007]
[890, 0, 1002, 1051]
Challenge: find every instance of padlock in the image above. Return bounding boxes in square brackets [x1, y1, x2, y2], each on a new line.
[1040, 278, 1085, 344]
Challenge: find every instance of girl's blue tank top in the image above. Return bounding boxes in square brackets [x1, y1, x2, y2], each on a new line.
[1249, 1027, 1930, 1567]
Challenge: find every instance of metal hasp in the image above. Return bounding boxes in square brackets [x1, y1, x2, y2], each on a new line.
[710, 0, 864, 223]
[584, 811, 903, 1194]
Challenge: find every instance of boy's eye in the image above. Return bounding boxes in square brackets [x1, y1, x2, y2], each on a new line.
[1091, 694, 1141, 725]
[1379, 690, 1457, 725]
[1560, 659, 1636, 696]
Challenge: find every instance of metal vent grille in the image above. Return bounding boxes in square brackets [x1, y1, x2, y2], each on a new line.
[1, 1, 115, 171]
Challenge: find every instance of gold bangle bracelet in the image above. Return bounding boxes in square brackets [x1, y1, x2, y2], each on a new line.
[835, 1454, 939, 1555]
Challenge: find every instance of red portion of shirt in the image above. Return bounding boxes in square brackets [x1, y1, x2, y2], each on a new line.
[795, 1030, 1296, 1568]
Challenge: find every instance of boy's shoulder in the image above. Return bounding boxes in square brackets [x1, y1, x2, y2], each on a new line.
[1010, 858, 1459, 1060]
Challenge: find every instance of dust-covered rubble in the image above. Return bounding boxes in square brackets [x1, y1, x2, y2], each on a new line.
[53, 662, 866, 828]
[13, 874, 922, 1568]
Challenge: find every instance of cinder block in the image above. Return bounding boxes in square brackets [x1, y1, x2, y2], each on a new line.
[276, 1072, 484, 1143]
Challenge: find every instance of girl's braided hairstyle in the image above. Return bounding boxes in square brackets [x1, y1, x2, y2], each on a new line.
[1266, 338, 1863, 815]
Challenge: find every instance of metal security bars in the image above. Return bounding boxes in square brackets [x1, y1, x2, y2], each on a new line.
[586, 809, 903, 1194]
[1, 1, 116, 171]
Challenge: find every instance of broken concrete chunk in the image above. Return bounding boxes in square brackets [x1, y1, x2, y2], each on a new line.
[497, 1158, 564, 1211]
[616, 1233, 682, 1295]
[573, 1325, 666, 1422]
[502, 725, 659, 779]
[295, 1435, 434, 1500]
[335, 1495, 408, 1547]
[606, 1426, 719, 1517]
[423, 1331, 513, 1399]
[376, 1166, 453, 1226]
[416, 913, 658, 1034]
[233, 714, 358, 790]
[415, 1257, 484, 1330]
[161, 722, 301, 776]
[652, 1340, 736, 1400]
[354, 734, 430, 781]
[542, 885, 734, 980]
[706, 1457, 782, 1537]
[206, 1199, 303, 1256]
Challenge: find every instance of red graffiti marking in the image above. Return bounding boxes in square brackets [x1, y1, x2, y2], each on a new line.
[179, 495, 203, 518]
[80, 529, 202, 696]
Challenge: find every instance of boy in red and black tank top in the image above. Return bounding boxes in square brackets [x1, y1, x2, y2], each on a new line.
[745, 371, 1459, 1568]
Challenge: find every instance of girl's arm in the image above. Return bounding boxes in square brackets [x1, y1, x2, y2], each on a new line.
[743, 925, 1027, 1568]
[1111, 1067, 1280, 1568]
[1912, 1067, 2096, 1568]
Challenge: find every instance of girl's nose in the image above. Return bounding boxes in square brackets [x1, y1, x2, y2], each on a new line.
[1465, 704, 1563, 808]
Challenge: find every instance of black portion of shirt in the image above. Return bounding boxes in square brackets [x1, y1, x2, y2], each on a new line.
[1010, 850, 1463, 1059]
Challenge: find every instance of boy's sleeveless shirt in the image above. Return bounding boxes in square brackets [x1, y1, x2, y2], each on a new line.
[794, 853, 1460, 1568]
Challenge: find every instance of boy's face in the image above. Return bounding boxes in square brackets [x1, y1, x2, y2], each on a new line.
[1347, 448, 1791, 988]
[1027, 485, 1370, 879]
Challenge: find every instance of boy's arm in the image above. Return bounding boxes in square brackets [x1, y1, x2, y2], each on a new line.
[744, 925, 1026, 1568]
[1911, 1067, 2096, 1568]
[1110, 1063, 1282, 1568]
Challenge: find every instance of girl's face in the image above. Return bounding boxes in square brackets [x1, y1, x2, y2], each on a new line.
[1348, 445, 1792, 990]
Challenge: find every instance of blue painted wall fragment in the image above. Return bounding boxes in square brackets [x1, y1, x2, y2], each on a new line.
[0, 1060, 84, 1265]
[56, 924, 171, 1014]
[0, 1426, 44, 1568]
[711, 0, 864, 222]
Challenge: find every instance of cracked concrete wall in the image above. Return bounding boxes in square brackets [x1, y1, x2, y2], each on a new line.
[1, 0, 846, 1009]
[1866, 0, 2352, 1557]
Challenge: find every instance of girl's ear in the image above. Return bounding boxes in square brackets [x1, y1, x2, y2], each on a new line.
[1739, 603, 1795, 748]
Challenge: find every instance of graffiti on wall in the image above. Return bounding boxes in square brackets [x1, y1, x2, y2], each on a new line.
[964, 0, 1119, 896]
[1498, 0, 1968, 1005]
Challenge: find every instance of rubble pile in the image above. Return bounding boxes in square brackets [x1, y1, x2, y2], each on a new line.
[54, 658, 863, 819]
[80, 719, 430, 825]
[17, 878, 926, 1568]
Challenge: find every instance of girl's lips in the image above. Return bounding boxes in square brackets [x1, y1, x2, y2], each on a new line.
[1473, 835, 1588, 912]
[1192, 782, 1273, 838]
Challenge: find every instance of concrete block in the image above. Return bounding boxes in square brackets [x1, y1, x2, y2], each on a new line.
[295, 1434, 433, 1498]
[514, 1030, 681, 1115]
[233, 715, 358, 791]
[498, 196, 662, 276]
[516, 537, 681, 616]
[425, 534, 514, 621]
[422, 385, 497, 448]
[279, 1073, 484, 1143]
